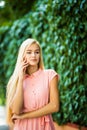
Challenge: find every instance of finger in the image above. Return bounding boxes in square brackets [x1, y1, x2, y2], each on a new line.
[12, 116, 16, 121]
[21, 60, 28, 68]
[21, 56, 26, 62]
[23, 56, 27, 62]
[22, 62, 29, 69]
[12, 118, 17, 123]
[12, 116, 16, 120]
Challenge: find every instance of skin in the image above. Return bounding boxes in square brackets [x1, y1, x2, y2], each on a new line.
[11, 43, 59, 122]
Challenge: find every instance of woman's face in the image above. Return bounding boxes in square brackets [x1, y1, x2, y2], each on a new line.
[24, 43, 40, 67]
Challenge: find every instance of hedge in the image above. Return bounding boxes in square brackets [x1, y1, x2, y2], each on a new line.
[0, 0, 87, 127]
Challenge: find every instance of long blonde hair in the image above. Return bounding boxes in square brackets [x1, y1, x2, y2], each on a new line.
[6, 38, 44, 125]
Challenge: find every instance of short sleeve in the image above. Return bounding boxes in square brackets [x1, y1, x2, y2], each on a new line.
[48, 69, 59, 83]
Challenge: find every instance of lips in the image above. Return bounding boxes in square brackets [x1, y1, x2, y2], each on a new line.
[30, 59, 37, 61]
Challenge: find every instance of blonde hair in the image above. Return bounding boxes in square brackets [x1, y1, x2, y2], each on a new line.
[6, 38, 44, 125]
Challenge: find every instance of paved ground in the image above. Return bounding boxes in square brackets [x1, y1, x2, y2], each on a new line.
[0, 106, 6, 125]
[0, 106, 10, 130]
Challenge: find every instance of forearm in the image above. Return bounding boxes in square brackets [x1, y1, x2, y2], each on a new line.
[22, 76, 59, 119]
[10, 77, 24, 114]
[22, 102, 59, 119]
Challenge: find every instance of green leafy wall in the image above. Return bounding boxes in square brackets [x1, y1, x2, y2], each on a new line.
[0, 0, 87, 126]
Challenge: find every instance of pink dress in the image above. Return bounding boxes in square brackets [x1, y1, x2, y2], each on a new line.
[14, 69, 58, 130]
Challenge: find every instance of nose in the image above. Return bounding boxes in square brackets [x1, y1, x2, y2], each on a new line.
[31, 52, 36, 57]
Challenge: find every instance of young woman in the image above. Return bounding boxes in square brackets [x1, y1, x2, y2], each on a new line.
[6, 38, 60, 130]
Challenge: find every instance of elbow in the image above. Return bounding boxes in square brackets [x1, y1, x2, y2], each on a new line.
[12, 104, 23, 114]
[13, 109, 21, 115]
[10, 106, 21, 115]
[53, 104, 59, 113]
[10, 104, 22, 115]
[54, 106, 59, 113]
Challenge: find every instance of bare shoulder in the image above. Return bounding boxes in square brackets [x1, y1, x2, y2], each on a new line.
[44, 69, 59, 82]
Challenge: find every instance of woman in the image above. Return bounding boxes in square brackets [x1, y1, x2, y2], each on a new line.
[6, 38, 60, 130]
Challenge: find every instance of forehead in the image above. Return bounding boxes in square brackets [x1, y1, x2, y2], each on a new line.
[26, 43, 40, 51]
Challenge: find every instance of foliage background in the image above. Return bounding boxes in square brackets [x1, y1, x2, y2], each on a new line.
[0, 0, 87, 127]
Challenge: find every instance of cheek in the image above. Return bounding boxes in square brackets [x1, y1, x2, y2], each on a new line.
[37, 55, 40, 61]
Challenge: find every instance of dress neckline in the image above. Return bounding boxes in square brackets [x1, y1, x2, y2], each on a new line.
[25, 68, 42, 78]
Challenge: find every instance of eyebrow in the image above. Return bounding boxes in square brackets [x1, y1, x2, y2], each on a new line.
[26, 49, 40, 52]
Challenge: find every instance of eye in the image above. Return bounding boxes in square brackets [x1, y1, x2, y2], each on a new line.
[27, 51, 31, 54]
[35, 51, 40, 54]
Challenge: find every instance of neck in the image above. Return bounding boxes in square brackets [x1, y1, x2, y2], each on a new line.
[27, 66, 39, 75]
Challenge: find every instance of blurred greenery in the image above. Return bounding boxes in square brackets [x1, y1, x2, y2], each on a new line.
[0, 0, 35, 26]
[0, 0, 87, 127]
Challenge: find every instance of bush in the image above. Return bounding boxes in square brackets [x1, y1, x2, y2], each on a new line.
[0, 0, 87, 127]
[0, 26, 10, 105]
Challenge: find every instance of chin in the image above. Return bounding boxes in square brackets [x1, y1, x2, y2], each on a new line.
[30, 63, 38, 66]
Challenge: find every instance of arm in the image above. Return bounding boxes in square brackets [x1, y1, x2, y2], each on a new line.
[10, 77, 24, 114]
[12, 75, 59, 119]
[10, 58, 29, 114]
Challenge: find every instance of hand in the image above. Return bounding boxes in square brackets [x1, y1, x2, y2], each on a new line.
[12, 113, 23, 122]
[18, 57, 29, 78]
